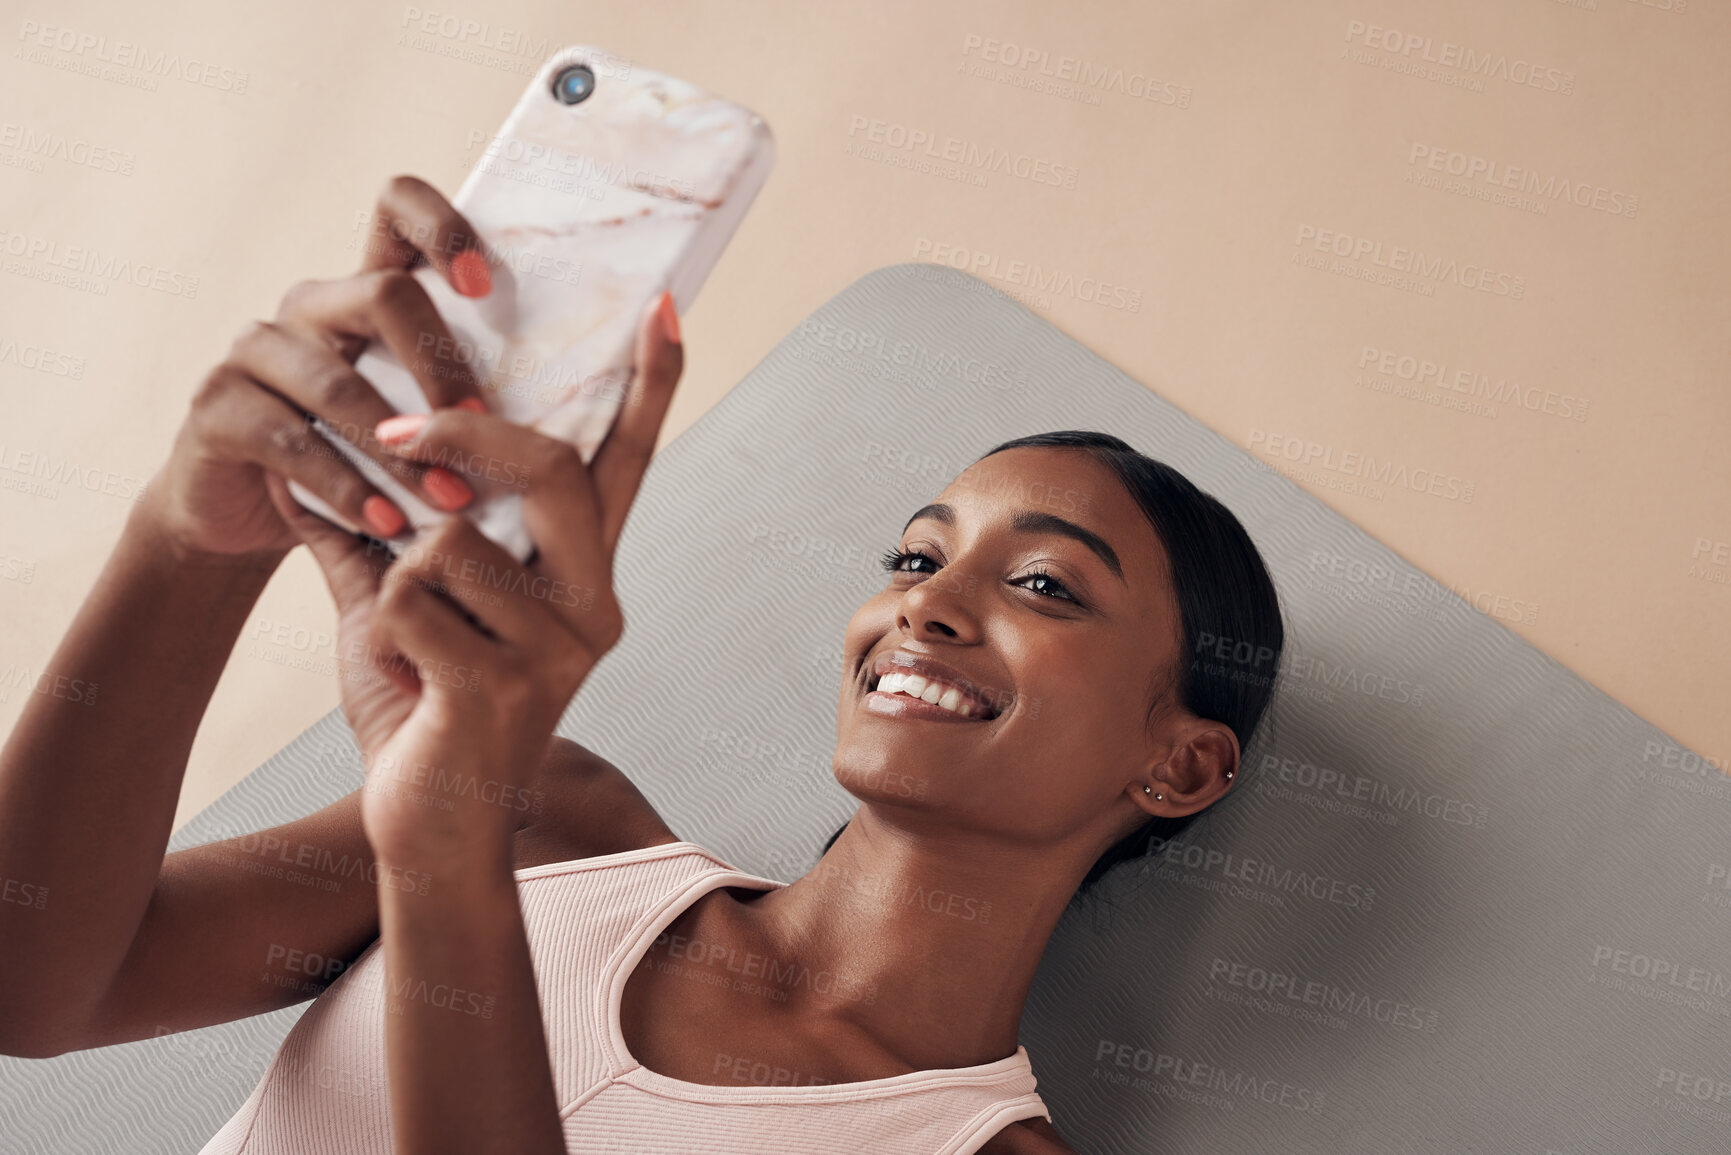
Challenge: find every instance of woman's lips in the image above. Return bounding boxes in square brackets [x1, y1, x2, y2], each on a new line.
[864, 652, 1006, 719]
[860, 686, 995, 723]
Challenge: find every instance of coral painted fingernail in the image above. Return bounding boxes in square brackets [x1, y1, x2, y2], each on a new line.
[657, 291, 680, 343]
[375, 413, 430, 445]
[423, 467, 473, 510]
[451, 249, 492, 298]
[362, 496, 407, 537]
[451, 397, 487, 413]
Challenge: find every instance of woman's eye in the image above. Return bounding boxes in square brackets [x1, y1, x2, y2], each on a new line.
[879, 548, 1079, 605]
[1015, 568, 1077, 603]
[879, 548, 938, 576]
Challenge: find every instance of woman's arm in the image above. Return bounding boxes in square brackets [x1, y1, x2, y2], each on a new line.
[265, 289, 683, 1154]
[0, 502, 282, 1054]
[374, 842, 566, 1153]
[0, 175, 494, 1057]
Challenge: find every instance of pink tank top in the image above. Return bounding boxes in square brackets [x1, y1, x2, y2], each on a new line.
[197, 840, 1051, 1154]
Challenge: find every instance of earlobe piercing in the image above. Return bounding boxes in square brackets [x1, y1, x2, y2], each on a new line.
[1143, 785, 1162, 800]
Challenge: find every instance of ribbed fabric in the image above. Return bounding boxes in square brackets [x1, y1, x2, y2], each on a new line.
[196, 841, 1050, 1154]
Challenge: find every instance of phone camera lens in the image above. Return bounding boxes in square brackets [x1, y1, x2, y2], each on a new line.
[553, 64, 596, 105]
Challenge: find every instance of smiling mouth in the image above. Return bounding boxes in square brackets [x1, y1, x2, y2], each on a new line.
[862, 669, 1002, 721]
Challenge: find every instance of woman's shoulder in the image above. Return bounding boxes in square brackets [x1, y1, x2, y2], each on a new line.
[511, 736, 684, 871]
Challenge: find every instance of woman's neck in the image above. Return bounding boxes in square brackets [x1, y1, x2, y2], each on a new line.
[728, 815, 1084, 1071]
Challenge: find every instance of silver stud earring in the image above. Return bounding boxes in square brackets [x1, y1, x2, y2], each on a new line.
[1225, 770, 1234, 780]
[1143, 785, 1152, 794]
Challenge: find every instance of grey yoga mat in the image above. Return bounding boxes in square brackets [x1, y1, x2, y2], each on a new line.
[4, 262, 1727, 1154]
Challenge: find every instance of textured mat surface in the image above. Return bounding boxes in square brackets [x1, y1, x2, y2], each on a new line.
[4, 263, 1727, 1154]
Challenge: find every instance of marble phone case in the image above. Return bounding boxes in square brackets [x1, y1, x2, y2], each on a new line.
[288, 45, 775, 562]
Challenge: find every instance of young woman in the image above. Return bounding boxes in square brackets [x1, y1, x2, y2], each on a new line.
[0, 176, 1283, 1154]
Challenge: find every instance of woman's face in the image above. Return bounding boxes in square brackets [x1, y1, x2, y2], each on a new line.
[834, 446, 1239, 856]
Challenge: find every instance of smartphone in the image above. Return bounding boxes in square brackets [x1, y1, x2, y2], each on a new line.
[287, 44, 775, 562]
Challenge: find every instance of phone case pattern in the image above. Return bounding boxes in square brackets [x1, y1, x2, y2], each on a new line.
[288, 44, 773, 561]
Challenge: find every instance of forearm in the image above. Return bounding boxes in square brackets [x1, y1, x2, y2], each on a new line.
[0, 489, 284, 1042]
[375, 841, 565, 1155]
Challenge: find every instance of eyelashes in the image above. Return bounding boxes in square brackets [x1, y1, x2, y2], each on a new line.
[879, 547, 937, 576]
[878, 547, 1079, 604]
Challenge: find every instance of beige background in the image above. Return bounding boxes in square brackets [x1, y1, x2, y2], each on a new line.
[0, 0, 1724, 832]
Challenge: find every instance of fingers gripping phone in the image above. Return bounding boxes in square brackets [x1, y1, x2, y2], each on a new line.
[288, 45, 774, 562]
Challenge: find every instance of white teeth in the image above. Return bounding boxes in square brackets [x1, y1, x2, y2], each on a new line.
[873, 670, 983, 717]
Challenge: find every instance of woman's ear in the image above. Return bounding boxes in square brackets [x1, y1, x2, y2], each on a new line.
[1142, 721, 1239, 817]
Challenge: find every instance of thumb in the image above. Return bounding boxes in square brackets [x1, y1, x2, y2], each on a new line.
[262, 471, 388, 610]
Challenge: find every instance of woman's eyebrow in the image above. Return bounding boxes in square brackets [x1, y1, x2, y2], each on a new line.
[901, 503, 1125, 583]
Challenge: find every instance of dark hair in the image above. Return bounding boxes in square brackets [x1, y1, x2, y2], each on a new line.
[822, 430, 1286, 899]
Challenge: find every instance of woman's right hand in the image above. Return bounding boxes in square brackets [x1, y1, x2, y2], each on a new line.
[140, 174, 498, 566]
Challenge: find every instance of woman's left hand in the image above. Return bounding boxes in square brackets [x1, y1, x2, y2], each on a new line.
[263, 291, 684, 865]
